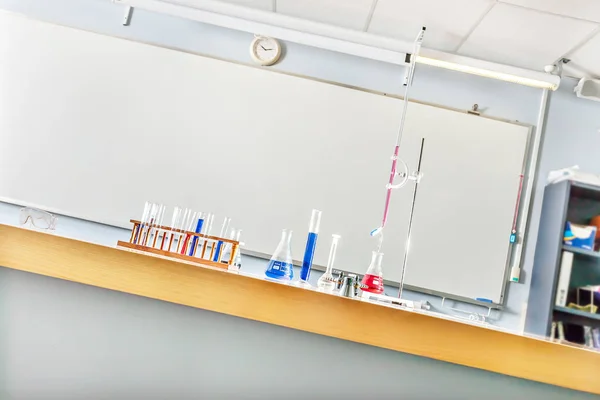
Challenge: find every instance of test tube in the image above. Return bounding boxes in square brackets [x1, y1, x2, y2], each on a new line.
[200, 213, 215, 259]
[188, 212, 206, 256]
[300, 209, 322, 283]
[141, 203, 159, 246]
[213, 217, 231, 262]
[166, 206, 183, 252]
[133, 201, 152, 244]
[151, 204, 166, 248]
[180, 210, 198, 255]
[231, 229, 243, 269]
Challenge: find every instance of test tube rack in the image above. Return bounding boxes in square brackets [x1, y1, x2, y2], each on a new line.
[117, 219, 240, 270]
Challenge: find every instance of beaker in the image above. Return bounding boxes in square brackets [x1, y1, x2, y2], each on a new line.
[361, 251, 385, 294]
[265, 229, 294, 281]
[317, 234, 340, 291]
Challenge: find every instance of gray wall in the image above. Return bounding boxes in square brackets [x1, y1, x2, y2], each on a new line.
[0, 0, 544, 331]
[538, 78, 600, 177]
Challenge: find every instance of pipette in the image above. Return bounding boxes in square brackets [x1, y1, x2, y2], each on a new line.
[371, 27, 426, 250]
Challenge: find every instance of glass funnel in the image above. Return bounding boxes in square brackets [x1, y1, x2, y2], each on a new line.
[265, 229, 294, 281]
[361, 251, 385, 294]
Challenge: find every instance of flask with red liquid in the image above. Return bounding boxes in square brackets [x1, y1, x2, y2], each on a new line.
[361, 251, 385, 294]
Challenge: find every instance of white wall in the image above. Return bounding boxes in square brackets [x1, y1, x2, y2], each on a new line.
[0, 0, 548, 331]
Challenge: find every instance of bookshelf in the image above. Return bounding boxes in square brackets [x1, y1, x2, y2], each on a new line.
[525, 180, 600, 340]
[554, 306, 600, 329]
[562, 245, 600, 258]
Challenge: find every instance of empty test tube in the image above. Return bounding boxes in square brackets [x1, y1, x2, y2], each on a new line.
[133, 201, 152, 244]
[213, 217, 231, 262]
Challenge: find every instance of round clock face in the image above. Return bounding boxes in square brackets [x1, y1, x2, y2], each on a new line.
[250, 36, 282, 66]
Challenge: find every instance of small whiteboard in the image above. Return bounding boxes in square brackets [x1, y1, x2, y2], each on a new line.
[0, 13, 530, 303]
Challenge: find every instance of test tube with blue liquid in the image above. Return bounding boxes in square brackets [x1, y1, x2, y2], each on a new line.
[299, 209, 322, 284]
[213, 217, 231, 262]
[188, 212, 205, 256]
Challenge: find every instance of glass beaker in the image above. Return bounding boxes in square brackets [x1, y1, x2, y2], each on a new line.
[317, 234, 340, 291]
[265, 229, 294, 281]
[361, 251, 385, 294]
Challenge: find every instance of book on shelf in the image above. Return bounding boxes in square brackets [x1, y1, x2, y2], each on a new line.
[593, 328, 600, 349]
[555, 251, 574, 307]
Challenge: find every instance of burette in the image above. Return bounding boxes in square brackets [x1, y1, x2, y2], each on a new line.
[371, 26, 426, 252]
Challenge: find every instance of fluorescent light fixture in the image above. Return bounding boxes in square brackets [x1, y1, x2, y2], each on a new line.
[116, 0, 560, 91]
[417, 50, 560, 91]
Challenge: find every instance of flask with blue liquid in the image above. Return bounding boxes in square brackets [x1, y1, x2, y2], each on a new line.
[300, 209, 322, 284]
[265, 229, 294, 281]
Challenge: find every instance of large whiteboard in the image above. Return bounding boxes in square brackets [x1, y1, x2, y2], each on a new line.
[0, 13, 530, 303]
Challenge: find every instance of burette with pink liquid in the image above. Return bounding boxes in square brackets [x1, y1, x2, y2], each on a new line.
[361, 27, 427, 295]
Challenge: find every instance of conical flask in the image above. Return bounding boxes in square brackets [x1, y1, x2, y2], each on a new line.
[265, 229, 294, 280]
[361, 251, 385, 294]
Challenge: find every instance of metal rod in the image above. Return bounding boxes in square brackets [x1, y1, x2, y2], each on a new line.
[397, 138, 425, 299]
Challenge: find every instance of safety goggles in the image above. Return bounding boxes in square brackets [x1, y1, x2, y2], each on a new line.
[19, 207, 57, 230]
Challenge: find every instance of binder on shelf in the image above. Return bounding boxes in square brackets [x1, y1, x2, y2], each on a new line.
[555, 251, 574, 307]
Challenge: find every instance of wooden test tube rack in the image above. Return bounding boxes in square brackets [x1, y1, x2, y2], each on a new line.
[117, 220, 240, 270]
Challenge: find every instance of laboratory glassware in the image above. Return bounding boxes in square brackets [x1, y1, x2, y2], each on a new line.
[179, 210, 197, 254]
[188, 212, 206, 256]
[166, 206, 183, 251]
[141, 202, 159, 246]
[361, 251, 385, 294]
[232, 229, 243, 269]
[220, 227, 240, 266]
[134, 201, 152, 244]
[213, 217, 231, 262]
[150, 203, 166, 248]
[201, 213, 215, 259]
[300, 209, 322, 283]
[371, 27, 426, 248]
[265, 229, 294, 281]
[19, 207, 58, 231]
[317, 234, 340, 291]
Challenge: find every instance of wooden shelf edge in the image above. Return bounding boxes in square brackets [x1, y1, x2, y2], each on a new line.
[0, 224, 599, 395]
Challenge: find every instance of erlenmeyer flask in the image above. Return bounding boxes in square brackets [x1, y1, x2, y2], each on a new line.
[361, 251, 385, 294]
[265, 229, 294, 281]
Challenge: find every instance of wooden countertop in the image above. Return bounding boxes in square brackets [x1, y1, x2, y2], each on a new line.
[0, 224, 598, 395]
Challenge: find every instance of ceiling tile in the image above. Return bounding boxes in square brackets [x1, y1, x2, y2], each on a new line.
[368, 0, 495, 52]
[459, 3, 598, 71]
[501, 0, 600, 23]
[276, 0, 374, 30]
[208, 0, 273, 11]
[566, 32, 600, 78]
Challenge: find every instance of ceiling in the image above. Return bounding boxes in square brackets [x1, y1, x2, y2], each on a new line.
[212, 0, 600, 79]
